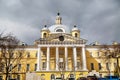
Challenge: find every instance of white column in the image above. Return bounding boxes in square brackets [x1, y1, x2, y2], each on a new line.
[73, 46, 77, 70]
[65, 47, 68, 70]
[46, 47, 50, 71]
[37, 47, 41, 71]
[82, 46, 87, 70]
[56, 47, 59, 70]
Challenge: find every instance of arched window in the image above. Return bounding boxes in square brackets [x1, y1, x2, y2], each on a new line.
[51, 74, 55, 79]
[27, 52, 30, 58]
[56, 29, 63, 32]
[75, 33, 78, 37]
[43, 33, 47, 38]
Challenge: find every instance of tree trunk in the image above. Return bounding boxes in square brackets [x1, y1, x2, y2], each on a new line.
[116, 57, 120, 76]
[5, 72, 8, 80]
[5, 67, 9, 80]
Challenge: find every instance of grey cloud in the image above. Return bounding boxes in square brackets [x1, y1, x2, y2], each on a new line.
[0, 0, 120, 44]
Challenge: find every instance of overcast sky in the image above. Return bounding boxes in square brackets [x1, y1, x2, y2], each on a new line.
[0, 0, 120, 45]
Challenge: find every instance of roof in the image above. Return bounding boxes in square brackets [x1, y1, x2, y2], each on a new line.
[48, 24, 70, 33]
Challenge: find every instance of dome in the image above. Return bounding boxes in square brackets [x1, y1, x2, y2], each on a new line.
[48, 24, 70, 33]
[41, 25, 49, 31]
[72, 25, 80, 31]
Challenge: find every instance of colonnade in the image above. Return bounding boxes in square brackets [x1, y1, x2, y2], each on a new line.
[37, 45, 87, 71]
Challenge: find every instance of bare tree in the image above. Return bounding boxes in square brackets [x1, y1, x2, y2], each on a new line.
[0, 33, 25, 80]
[99, 44, 120, 77]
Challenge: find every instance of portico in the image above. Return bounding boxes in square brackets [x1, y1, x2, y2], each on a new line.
[37, 44, 87, 71]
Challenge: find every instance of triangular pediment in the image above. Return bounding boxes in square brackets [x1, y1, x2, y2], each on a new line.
[44, 33, 87, 43]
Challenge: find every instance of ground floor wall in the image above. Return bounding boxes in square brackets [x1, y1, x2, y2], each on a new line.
[0, 70, 118, 80]
[26, 71, 88, 80]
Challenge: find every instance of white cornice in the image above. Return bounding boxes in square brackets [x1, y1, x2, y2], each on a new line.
[38, 44, 85, 47]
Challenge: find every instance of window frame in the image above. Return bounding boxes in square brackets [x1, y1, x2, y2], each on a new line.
[18, 64, 21, 71]
[91, 63, 94, 70]
[26, 64, 30, 71]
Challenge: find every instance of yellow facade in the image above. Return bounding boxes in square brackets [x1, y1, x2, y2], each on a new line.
[0, 13, 120, 80]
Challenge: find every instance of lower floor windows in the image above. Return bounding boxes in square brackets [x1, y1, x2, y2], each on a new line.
[91, 63, 94, 70]
[70, 74, 74, 78]
[51, 74, 55, 79]
[34, 64, 37, 71]
[0, 76, 2, 80]
[77, 62, 80, 69]
[59, 62, 64, 69]
[114, 63, 117, 69]
[106, 63, 109, 70]
[42, 62, 46, 70]
[18, 64, 21, 71]
[17, 75, 20, 80]
[26, 64, 30, 71]
[98, 63, 102, 70]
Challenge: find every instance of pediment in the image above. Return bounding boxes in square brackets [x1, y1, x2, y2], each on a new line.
[44, 33, 87, 43]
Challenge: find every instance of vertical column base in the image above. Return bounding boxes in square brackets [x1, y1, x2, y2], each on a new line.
[36, 69, 40, 71]
[46, 69, 49, 71]
[82, 68, 88, 71]
[56, 69, 59, 71]
[75, 68, 78, 71]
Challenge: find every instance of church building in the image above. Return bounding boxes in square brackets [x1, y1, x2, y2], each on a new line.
[34, 13, 88, 79]
[0, 13, 119, 80]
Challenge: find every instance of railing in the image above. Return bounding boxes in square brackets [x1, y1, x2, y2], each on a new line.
[37, 40, 85, 45]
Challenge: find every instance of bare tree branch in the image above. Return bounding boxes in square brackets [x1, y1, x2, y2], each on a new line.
[0, 33, 25, 80]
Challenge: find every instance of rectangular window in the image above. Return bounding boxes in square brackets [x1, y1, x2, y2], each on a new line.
[18, 64, 21, 71]
[106, 63, 109, 70]
[42, 62, 46, 70]
[2, 53, 5, 57]
[91, 63, 94, 70]
[10, 64, 12, 71]
[8, 75, 11, 80]
[19, 53, 22, 57]
[90, 52, 92, 57]
[36, 52, 38, 57]
[27, 52, 30, 58]
[0, 64, 4, 72]
[10, 53, 14, 58]
[97, 52, 100, 57]
[70, 74, 74, 78]
[59, 62, 64, 69]
[43, 51, 46, 56]
[26, 64, 30, 71]
[114, 63, 117, 68]
[105, 52, 107, 56]
[98, 63, 102, 70]
[77, 62, 80, 69]
[77, 51, 80, 56]
[0, 76, 3, 80]
[34, 64, 37, 71]
[17, 75, 20, 80]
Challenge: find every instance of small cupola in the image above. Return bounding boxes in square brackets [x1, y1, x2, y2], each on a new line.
[41, 25, 49, 31]
[112, 41, 118, 45]
[71, 25, 80, 38]
[55, 12, 62, 25]
[72, 25, 80, 31]
[41, 25, 50, 38]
